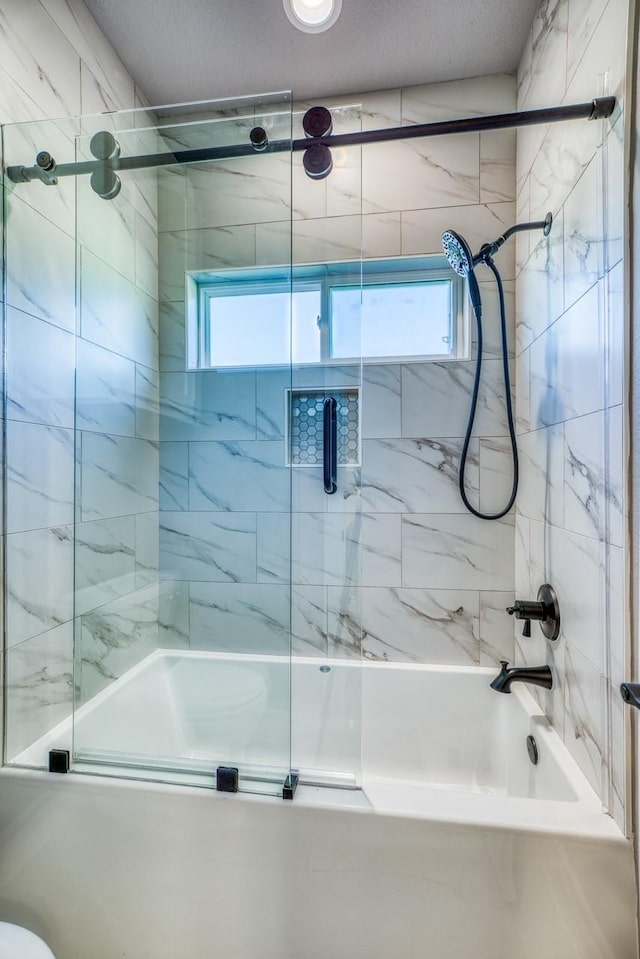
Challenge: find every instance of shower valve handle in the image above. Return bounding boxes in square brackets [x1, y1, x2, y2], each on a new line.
[506, 600, 544, 637]
[506, 585, 561, 642]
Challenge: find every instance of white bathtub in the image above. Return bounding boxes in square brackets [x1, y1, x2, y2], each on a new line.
[14, 650, 623, 836]
[5, 650, 637, 959]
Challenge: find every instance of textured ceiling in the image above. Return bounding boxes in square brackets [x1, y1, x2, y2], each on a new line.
[84, 0, 538, 105]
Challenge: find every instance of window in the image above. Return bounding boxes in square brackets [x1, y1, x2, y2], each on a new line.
[186, 257, 467, 370]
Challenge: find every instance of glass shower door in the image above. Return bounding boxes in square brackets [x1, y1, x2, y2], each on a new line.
[289, 103, 364, 789]
[72, 94, 295, 794]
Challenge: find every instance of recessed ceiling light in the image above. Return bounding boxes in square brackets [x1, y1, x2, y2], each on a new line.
[283, 0, 342, 33]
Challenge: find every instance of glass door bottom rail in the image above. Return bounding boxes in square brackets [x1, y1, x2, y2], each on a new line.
[10, 649, 362, 788]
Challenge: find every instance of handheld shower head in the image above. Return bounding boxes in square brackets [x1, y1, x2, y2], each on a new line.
[441, 229, 482, 319]
[441, 230, 474, 277]
[440, 212, 553, 522]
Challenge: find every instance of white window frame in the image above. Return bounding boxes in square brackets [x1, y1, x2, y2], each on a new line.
[186, 257, 469, 370]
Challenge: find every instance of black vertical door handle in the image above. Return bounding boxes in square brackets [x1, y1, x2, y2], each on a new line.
[323, 396, 337, 494]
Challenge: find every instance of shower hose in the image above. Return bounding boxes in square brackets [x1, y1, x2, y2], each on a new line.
[459, 254, 518, 520]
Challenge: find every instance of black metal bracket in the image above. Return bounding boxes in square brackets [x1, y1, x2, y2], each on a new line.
[5, 97, 617, 196]
[621, 683, 640, 710]
[282, 770, 299, 800]
[48, 749, 70, 774]
[216, 766, 239, 792]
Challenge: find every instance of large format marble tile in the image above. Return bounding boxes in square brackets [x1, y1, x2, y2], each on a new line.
[606, 404, 625, 549]
[135, 366, 160, 442]
[257, 512, 291, 585]
[563, 157, 603, 311]
[159, 302, 187, 371]
[515, 218, 564, 353]
[605, 117, 624, 271]
[515, 175, 531, 273]
[0, 0, 81, 120]
[361, 213, 402, 258]
[362, 134, 480, 215]
[480, 130, 516, 204]
[158, 168, 188, 234]
[135, 211, 159, 300]
[567, 0, 608, 84]
[514, 512, 531, 602]
[517, 425, 564, 526]
[6, 197, 76, 331]
[291, 585, 329, 655]
[81, 249, 158, 368]
[6, 307, 75, 429]
[160, 442, 189, 511]
[6, 422, 74, 533]
[80, 433, 159, 521]
[159, 225, 256, 300]
[78, 585, 160, 702]
[189, 440, 289, 512]
[6, 526, 74, 648]
[401, 201, 515, 268]
[401, 74, 515, 125]
[528, 118, 594, 227]
[256, 370, 289, 440]
[256, 217, 361, 266]
[292, 513, 401, 587]
[160, 511, 256, 582]
[529, 280, 604, 429]
[361, 437, 478, 513]
[563, 644, 604, 795]
[565, 0, 628, 109]
[515, 346, 530, 434]
[291, 150, 328, 222]
[402, 513, 514, 590]
[159, 370, 256, 441]
[478, 591, 516, 666]
[609, 677, 626, 830]
[77, 179, 136, 285]
[361, 364, 401, 439]
[136, 512, 160, 589]
[347, 587, 480, 664]
[189, 583, 290, 655]
[607, 544, 625, 690]
[39, 0, 135, 110]
[520, 0, 568, 119]
[607, 260, 624, 408]
[158, 580, 190, 649]
[75, 517, 136, 616]
[76, 338, 136, 436]
[401, 360, 510, 438]
[80, 59, 120, 114]
[325, 143, 361, 219]
[5, 622, 73, 761]
[563, 411, 607, 540]
[186, 154, 290, 229]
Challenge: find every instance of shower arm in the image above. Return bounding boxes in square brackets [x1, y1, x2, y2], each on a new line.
[474, 212, 553, 262]
[5, 96, 617, 198]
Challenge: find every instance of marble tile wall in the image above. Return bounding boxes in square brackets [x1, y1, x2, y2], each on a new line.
[514, 0, 629, 828]
[1, 0, 156, 758]
[157, 74, 518, 671]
